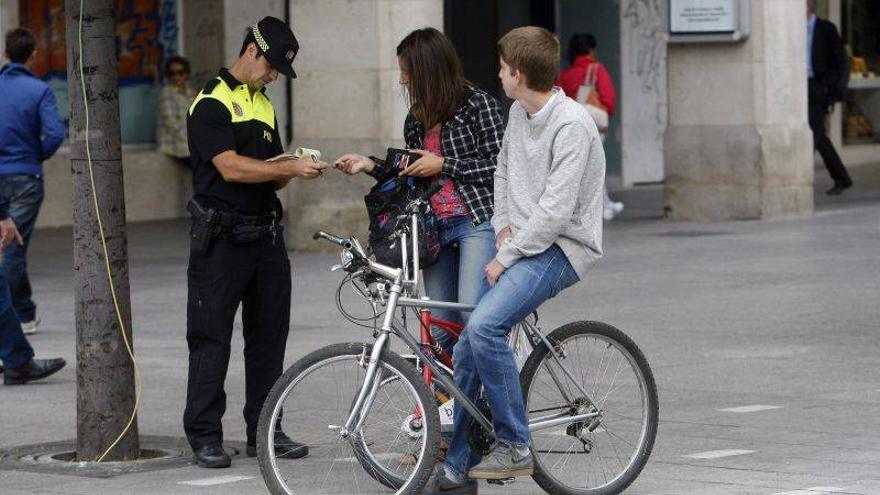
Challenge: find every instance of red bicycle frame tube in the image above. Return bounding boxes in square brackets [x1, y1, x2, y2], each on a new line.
[417, 309, 462, 384]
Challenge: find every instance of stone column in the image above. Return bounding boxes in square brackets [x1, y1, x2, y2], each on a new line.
[664, 0, 813, 220]
[621, 0, 668, 186]
[284, 0, 443, 250]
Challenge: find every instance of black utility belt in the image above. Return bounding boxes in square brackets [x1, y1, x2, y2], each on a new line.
[216, 222, 284, 243]
[187, 199, 283, 253]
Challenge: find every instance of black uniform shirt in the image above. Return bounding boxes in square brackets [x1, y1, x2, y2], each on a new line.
[187, 68, 284, 214]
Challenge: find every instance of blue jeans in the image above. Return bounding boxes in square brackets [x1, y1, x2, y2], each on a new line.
[0, 265, 33, 369]
[422, 216, 495, 356]
[0, 175, 44, 323]
[445, 244, 579, 479]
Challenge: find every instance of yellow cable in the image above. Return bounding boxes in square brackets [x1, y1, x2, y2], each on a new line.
[77, 0, 142, 463]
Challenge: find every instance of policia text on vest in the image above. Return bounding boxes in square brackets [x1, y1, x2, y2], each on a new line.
[182, 16, 324, 469]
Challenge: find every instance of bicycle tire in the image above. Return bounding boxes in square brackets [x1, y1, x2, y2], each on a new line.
[256, 342, 441, 495]
[520, 321, 658, 495]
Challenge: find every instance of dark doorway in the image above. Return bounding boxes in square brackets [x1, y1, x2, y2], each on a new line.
[444, 0, 556, 110]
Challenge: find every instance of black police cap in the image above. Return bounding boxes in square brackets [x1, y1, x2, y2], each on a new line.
[251, 16, 299, 78]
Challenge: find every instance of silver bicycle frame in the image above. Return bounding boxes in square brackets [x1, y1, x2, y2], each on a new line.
[333, 210, 599, 438]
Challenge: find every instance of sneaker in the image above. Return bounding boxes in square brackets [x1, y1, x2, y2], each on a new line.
[603, 207, 615, 221]
[468, 442, 533, 480]
[21, 319, 39, 335]
[610, 201, 625, 215]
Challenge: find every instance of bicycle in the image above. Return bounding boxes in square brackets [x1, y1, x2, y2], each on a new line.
[256, 192, 658, 495]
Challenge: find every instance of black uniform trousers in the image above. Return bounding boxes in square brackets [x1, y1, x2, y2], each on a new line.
[808, 79, 852, 187]
[183, 235, 291, 449]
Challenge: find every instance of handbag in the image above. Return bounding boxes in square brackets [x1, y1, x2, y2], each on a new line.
[575, 63, 609, 132]
[364, 150, 441, 269]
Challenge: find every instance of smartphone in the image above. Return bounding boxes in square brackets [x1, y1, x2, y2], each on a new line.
[386, 148, 421, 171]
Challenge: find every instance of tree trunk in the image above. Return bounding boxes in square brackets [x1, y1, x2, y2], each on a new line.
[66, 0, 140, 461]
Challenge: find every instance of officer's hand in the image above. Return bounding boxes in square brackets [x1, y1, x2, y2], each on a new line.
[0, 218, 23, 251]
[292, 158, 328, 180]
[335, 154, 375, 175]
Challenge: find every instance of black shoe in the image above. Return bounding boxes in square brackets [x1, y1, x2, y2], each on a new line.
[826, 181, 852, 196]
[246, 430, 308, 459]
[422, 465, 478, 495]
[3, 358, 65, 385]
[193, 443, 231, 468]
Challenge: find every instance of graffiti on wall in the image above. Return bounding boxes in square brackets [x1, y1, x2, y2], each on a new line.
[20, 0, 177, 83]
[18, 0, 179, 143]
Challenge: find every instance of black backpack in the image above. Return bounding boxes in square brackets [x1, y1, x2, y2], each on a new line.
[364, 156, 440, 269]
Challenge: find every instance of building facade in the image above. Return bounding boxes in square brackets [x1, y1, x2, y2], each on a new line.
[1, 1, 874, 243]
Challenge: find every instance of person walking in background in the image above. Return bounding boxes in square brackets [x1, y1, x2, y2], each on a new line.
[0, 194, 66, 385]
[556, 32, 623, 221]
[157, 55, 195, 167]
[807, 0, 852, 195]
[0, 28, 66, 335]
[336, 27, 504, 358]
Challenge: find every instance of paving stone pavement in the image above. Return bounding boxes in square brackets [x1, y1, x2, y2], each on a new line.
[1, 165, 879, 494]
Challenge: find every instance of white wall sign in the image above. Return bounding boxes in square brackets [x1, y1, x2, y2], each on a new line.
[670, 0, 736, 33]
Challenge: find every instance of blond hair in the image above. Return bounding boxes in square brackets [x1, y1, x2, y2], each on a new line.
[497, 26, 560, 92]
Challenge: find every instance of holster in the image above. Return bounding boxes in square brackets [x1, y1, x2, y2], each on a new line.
[187, 199, 220, 254]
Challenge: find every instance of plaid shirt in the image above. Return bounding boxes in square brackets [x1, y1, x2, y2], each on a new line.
[371, 88, 504, 225]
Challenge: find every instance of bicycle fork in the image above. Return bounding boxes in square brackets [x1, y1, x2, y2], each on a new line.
[333, 286, 403, 438]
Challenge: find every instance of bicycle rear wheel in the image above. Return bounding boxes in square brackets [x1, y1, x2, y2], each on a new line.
[257, 342, 440, 495]
[520, 321, 658, 495]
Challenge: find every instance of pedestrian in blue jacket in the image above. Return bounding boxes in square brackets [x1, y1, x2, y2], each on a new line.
[0, 28, 66, 335]
[0, 192, 66, 385]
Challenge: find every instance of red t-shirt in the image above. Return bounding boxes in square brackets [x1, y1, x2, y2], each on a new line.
[424, 125, 468, 219]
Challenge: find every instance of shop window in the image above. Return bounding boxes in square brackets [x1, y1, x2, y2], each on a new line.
[841, 0, 880, 145]
[18, 0, 179, 145]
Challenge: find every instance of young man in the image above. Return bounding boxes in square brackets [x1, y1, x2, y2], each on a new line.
[183, 16, 325, 468]
[0, 28, 66, 335]
[425, 26, 605, 494]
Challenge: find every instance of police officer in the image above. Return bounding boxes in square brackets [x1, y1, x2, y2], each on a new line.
[184, 16, 326, 469]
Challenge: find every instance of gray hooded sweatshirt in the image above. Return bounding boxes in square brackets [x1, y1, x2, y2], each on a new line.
[492, 88, 605, 280]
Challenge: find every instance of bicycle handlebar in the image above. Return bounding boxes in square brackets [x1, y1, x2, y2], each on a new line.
[313, 231, 352, 249]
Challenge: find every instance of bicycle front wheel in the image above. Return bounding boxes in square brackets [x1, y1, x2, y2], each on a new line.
[256, 342, 440, 495]
[520, 321, 658, 495]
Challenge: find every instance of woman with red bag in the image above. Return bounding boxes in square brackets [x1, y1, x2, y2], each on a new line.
[557, 32, 624, 221]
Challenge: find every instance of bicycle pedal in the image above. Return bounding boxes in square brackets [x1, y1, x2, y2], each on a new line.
[486, 478, 516, 485]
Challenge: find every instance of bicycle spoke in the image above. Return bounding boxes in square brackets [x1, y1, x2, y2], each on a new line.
[526, 326, 655, 494]
[260, 348, 436, 494]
